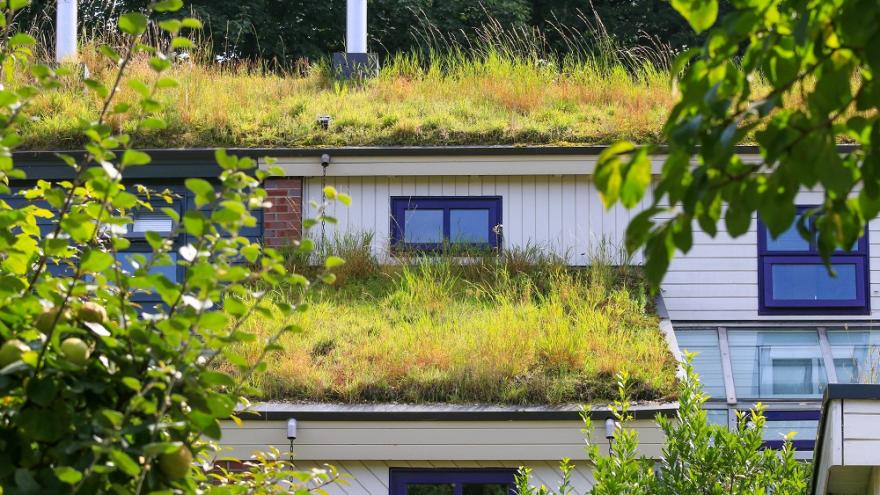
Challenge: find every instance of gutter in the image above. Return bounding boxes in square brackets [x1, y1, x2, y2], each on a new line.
[10, 143, 860, 160]
[234, 402, 679, 422]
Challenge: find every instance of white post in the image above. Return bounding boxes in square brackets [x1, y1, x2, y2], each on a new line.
[56, 0, 78, 63]
[346, 0, 367, 53]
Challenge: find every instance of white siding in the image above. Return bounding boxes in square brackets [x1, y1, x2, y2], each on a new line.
[304, 175, 641, 266]
[281, 460, 593, 495]
[218, 419, 664, 461]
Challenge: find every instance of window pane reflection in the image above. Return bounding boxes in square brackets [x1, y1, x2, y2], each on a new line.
[450, 209, 490, 243]
[676, 329, 727, 398]
[463, 484, 509, 495]
[728, 330, 826, 399]
[828, 329, 880, 384]
[404, 210, 444, 243]
[771, 264, 857, 301]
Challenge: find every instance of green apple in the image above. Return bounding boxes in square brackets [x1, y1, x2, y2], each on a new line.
[159, 445, 192, 480]
[60, 337, 90, 366]
[35, 307, 71, 333]
[0, 339, 29, 367]
[77, 302, 107, 324]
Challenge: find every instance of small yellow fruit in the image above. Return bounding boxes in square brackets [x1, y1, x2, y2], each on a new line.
[159, 445, 192, 480]
[35, 307, 71, 333]
[0, 339, 29, 367]
[60, 337, 90, 366]
[77, 302, 107, 324]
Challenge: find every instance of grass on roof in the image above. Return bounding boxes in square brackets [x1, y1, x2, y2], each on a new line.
[20, 41, 680, 149]
[219, 236, 678, 405]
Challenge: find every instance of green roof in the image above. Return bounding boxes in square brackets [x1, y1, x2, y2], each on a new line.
[221, 252, 678, 405]
[21, 53, 675, 150]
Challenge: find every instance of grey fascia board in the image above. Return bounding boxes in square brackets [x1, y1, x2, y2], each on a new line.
[12, 143, 859, 160]
[235, 402, 678, 422]
[810, 384, 880, 494]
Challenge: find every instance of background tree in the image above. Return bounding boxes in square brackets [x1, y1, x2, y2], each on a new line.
[595, 0, 880, 287]
[16, 0, 714, 67]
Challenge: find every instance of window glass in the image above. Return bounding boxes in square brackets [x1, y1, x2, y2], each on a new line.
[408, 485, 454, 495]
[762, 419, 818, 444]
[404, 210, 444, 243]
[675, 329, 727, 398]
[766, 221, 810, 252]
[450, 209, 490, 243]
[118, 252, 178, 283]
[728, 330, 826, 399]
[463, 484, 508, 495]
[132, 213, 173, 234]
[828, 329, 880, 384]
[770, 263, 857, 301]
[705, 409, 729, 427]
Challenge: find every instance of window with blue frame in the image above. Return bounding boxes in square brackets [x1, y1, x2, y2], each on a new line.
[758, 208, 869, 315]
[389, 469, 516, 495]
[391, 197, 502, 251]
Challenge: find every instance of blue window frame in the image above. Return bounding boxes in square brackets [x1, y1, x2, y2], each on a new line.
[391, 197, 502, 251]
[389, 469, 516, 495]
[758, 208, 869, 315]
[744, 410, 821, 450]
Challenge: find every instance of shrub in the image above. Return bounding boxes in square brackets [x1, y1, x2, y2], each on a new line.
[515, 357, 811, 495]
[0, 2, 346, 492]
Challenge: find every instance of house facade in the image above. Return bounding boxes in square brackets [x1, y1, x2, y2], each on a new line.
[14, 145, 879, 494]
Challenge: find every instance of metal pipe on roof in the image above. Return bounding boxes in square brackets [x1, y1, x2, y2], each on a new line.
[56, 0, 78, 63]
[346, 0, 367, 53]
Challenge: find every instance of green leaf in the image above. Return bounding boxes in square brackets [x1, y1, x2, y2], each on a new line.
[118, 12, 148, 35]
[54, 467, 82, 485]
[325, 255, 346, 269]
[154, 0, 184, 11]
[185, 178, 215, 207]
[121, 149, 151, 167]
[182, 211, 206, 236]
[109, 449, 141, 477]
[595, 141, 635, 208]
[81, 249, 114, 273]
[670, 0, 718, 33]
[620, 148, 651, 208]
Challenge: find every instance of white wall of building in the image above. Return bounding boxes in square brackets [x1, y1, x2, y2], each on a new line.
[286, 460, 593, 495]
[303, 175, 646, 266]
[218, 417, 666, 495]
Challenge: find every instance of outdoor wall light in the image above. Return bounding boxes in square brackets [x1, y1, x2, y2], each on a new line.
[287, 418, 298, 440]
[317, 115, 332, 130]
[604, 418, 616, 440]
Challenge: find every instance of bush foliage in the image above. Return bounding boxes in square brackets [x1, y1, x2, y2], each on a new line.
[516, 358, 811, 495]
[0, 1, 344, 492]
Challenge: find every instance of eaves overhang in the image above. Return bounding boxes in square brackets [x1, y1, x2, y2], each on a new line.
[234, 402, 679, 422]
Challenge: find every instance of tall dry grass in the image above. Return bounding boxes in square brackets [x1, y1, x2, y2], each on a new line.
[220, 243, 676, 405]
[17, 15, 681, 149]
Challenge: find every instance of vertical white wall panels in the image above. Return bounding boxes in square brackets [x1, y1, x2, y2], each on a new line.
[303, 175, 645, 266]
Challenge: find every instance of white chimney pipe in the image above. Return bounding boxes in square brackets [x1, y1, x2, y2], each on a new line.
[346, 0, 367, 53]
[56, 0, 77, 63]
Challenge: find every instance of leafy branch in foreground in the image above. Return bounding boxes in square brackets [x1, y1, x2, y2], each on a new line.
[0, 1, 349, 493]
[595, 0, 880, 288]
[515, 357, 810, 495]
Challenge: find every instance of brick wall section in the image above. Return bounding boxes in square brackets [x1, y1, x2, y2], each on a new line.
[263, 178, 303, 247]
